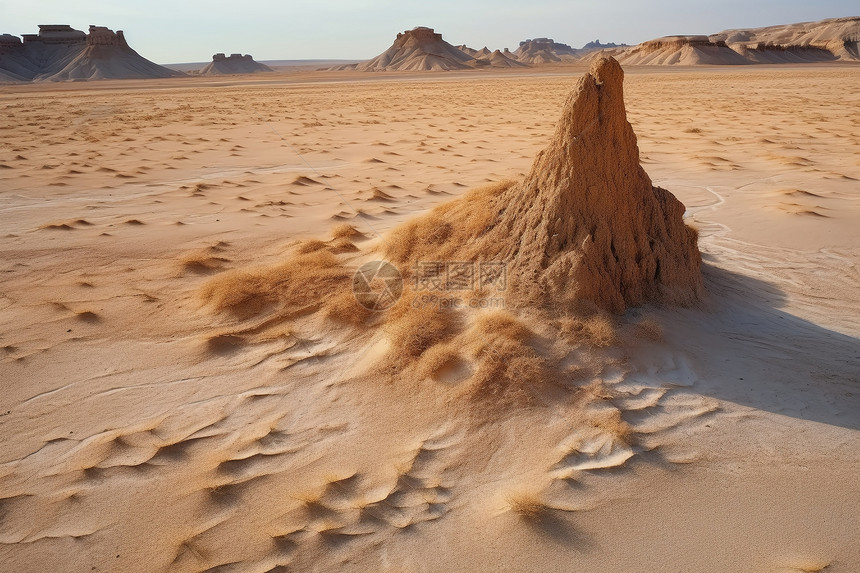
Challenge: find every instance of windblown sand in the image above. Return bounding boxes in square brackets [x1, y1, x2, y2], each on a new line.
[1, 66, 859, 572]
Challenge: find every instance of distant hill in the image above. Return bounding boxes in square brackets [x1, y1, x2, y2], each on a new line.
[470, 49, 529, 68]
[512, 38, 579, 64]
[580, 40, 629, 52]
[0, 25, 182, 82]
[164, 59, 361, 73]
[332, 27, 532, 72]
[610, 35, 751, 65]
[334, 27, 474, 71]
[602, 16, 860, 65]
[196, 53, 272, 75]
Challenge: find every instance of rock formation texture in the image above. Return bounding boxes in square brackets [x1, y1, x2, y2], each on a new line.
[713, 16, 860, 62]
[455, 44, 479, 57]
[352, 27, 474, 71]
[386, 57, 703, 313]
[603, 17, 860, 65]
[198, 53, 273, 75]
[334, 27, 531, 71]
[470, 49, 528, 68]
[614, 35, 751, 65]
[512, 38, 579, 64]
[0, 24, 180, 82]
[580, 39, 629, 52]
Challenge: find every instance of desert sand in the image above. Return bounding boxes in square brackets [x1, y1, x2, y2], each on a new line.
[1, 60, 859, 573]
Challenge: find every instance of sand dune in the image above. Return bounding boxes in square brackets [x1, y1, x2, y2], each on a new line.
[0, 60, 858, 572]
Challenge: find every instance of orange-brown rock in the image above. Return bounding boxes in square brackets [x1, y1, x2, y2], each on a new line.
[385, 56, 704, 313]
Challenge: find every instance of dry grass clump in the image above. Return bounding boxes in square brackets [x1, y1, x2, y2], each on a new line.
[330, 223, 364, 240]
[324, 290, 373, 326]
[386, 305, 550, 399]
[327, 237, 359, 253]
[179, 251, 229, 275]
[473, 310, 534, 341]
[505, 491, 547, 520]
[384, 180, 514, 266]
[297, 236, 358, 255]
[559, 311, 617, 347]
[470, 338, 547, 402]
[463, 310, 550, 402]
[634, 315, 664, 341]
[589, 407, 635, 446]
[199, 249, 349, 319]
[416, 342, 465, 381]
[384, 295, 459, 367]
[296, 239, 330, 254]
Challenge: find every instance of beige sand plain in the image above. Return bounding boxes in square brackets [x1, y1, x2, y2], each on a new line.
[1, 65, 859, 572]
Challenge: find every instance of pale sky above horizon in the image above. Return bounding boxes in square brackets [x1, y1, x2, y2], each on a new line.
[1, 0, 857, 64]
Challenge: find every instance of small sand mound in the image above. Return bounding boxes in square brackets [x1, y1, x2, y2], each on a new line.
[330, 224, 366, 240]
[40, 222, 75, 231]
[179, 253, 229, 275]
[199, 249, 351, 320]
[75, 310, 100, 323]
[290, 176, 321, 186]
[368, 188, 395, 201]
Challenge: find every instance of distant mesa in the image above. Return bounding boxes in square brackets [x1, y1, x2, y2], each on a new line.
[0, 24, 182, 82]
[197, 53, 273, 75]
[332, 27, 529, 71]
[512, 38, 579, 64]
[580, 39, 629, 52]
[334, 27, 474, 71]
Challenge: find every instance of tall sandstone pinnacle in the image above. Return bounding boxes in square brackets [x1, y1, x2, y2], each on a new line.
[498, 55, 704, 311]
[387, 56, 704, 313]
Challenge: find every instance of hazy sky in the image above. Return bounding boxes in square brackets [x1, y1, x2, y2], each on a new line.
[1, 0, 856, 63]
